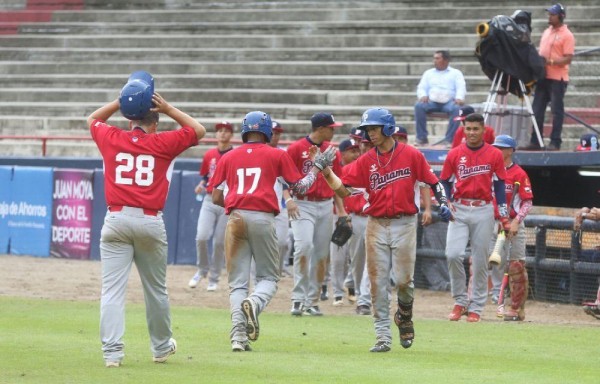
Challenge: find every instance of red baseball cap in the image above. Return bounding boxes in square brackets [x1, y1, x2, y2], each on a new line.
[215, 121, 233, 132]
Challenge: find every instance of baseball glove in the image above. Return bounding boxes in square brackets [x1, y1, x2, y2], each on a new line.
[331, 216, 352, 247]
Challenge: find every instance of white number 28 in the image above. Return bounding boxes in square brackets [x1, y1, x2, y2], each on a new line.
[115, 153, 155, 186]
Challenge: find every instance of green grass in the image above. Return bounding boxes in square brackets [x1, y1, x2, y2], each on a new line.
[0, 296, 598, 384]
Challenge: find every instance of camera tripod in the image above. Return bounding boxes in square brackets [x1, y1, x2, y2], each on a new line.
[481, 69, 544, 148]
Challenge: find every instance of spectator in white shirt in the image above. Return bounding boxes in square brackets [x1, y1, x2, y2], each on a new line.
[414, 50, 466, 147]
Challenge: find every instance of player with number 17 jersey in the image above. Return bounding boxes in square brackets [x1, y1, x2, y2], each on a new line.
[210, 143, 304, 215]
[91, 121, 198, 210]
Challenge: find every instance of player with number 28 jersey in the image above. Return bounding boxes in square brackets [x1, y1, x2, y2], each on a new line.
[92, 121, 198, 211]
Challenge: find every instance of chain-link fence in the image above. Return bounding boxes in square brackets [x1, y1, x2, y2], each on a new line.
[415, 212, 600, 305]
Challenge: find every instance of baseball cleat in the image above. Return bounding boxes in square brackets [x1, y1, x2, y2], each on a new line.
[503, 308, 525, 321]
[153, 338, 177, 363]
[188, 271, 201, 288]
[332, 297, 343, 306]
[355, 305, 371, 315]
[231, 341, 252, 352]
[304, 306, 323, 316]
[582, 302, 600, 319]
[320, 285, 329, 301]
[448, 305, 467, 321]
[290, 302, 303, 316]
[346, 287, 357, 304]
[206, 282, 218, 292]
[242, 298, 260, 341]
[466, 313, 481, 322]
[369, 341, 391, 353]
[105, 361, 121, 368]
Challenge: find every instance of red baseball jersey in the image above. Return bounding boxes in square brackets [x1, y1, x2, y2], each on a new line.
[440, 143, 507, 201]
[451, 125, 496, 148]
[287, 137, 343, 199]
[210, 142, 304, 215]
[90, 120, 198, 211]
[200, 147, 233, 193]
[341, 143, 438, 217]
[494, 163, 534, 218]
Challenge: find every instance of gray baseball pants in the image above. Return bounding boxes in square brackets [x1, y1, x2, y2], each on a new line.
[290, 199, 333, 308]
[227, 209, 279, 344]
[99, 207, 173, 363]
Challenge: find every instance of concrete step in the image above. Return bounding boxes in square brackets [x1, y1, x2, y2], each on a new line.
[1, 101, 597, 137]
[48, 6, 600, 23]
[77, 0, 600, 10]
[2, 46, 599, 64]
[2, 32, 599, 49]
[7, 18, 600, 35]
[1, 73, 599, 93]
[0, 60, 599, 78]
[1, 87, 598, 109]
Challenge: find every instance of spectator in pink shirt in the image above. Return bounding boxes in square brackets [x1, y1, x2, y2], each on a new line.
[521, 3, 575, 151]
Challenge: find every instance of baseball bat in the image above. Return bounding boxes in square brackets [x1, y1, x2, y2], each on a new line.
[497, 272, 509, 317]
[488, 181, 521, 266]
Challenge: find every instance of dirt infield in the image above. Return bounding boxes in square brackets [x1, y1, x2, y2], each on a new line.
[0, 254, 597, 326]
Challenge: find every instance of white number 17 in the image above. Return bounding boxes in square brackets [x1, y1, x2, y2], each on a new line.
[236, 167, 261, 194]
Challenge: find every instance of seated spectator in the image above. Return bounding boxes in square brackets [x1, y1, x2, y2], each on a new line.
[414, 50, 466, 147]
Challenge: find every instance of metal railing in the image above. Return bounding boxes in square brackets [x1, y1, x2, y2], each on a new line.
[0, 135, 299, 157]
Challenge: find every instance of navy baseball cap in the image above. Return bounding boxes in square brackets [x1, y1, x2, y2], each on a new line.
[576, 133, 599, 151]
[392, 126, 408, 138]
[339, 139, 359, 152]
[272, 120, 283, 133]
[349, 127, 363, 140]
[453, 105, 476, 121]
[546, 3, 565, 15]
[311, 112, 343, 129]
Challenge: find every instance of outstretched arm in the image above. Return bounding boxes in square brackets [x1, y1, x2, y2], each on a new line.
[321, 167, 352, 198]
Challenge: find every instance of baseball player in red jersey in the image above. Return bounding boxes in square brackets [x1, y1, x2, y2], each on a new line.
[210, 111, 335, 352]
[450, 105, 495, 148]
[88, 71, 206, 367]
[287, 112, 347, 316]
[188, 121, 234, 291]
[330, 139, 361, 306]
[321, 107, 452, 352]
[439, 113, 509, 323]
[488, 135, 533, 321]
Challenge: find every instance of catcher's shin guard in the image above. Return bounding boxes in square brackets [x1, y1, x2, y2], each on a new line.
[504, 261, 528, 321]
[394, 300, 414, 349]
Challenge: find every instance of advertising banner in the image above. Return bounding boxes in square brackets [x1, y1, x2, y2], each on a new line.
[0, 166, 12, 253]
[8, 167, 53, 257]
[51, 169, 94, 259]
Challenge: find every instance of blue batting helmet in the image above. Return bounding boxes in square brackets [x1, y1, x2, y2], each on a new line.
[493, 135, 517, 150]
[119, 71, 154, 120]
[241, 111, 272, 143]
[359, 107, 396, 137]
